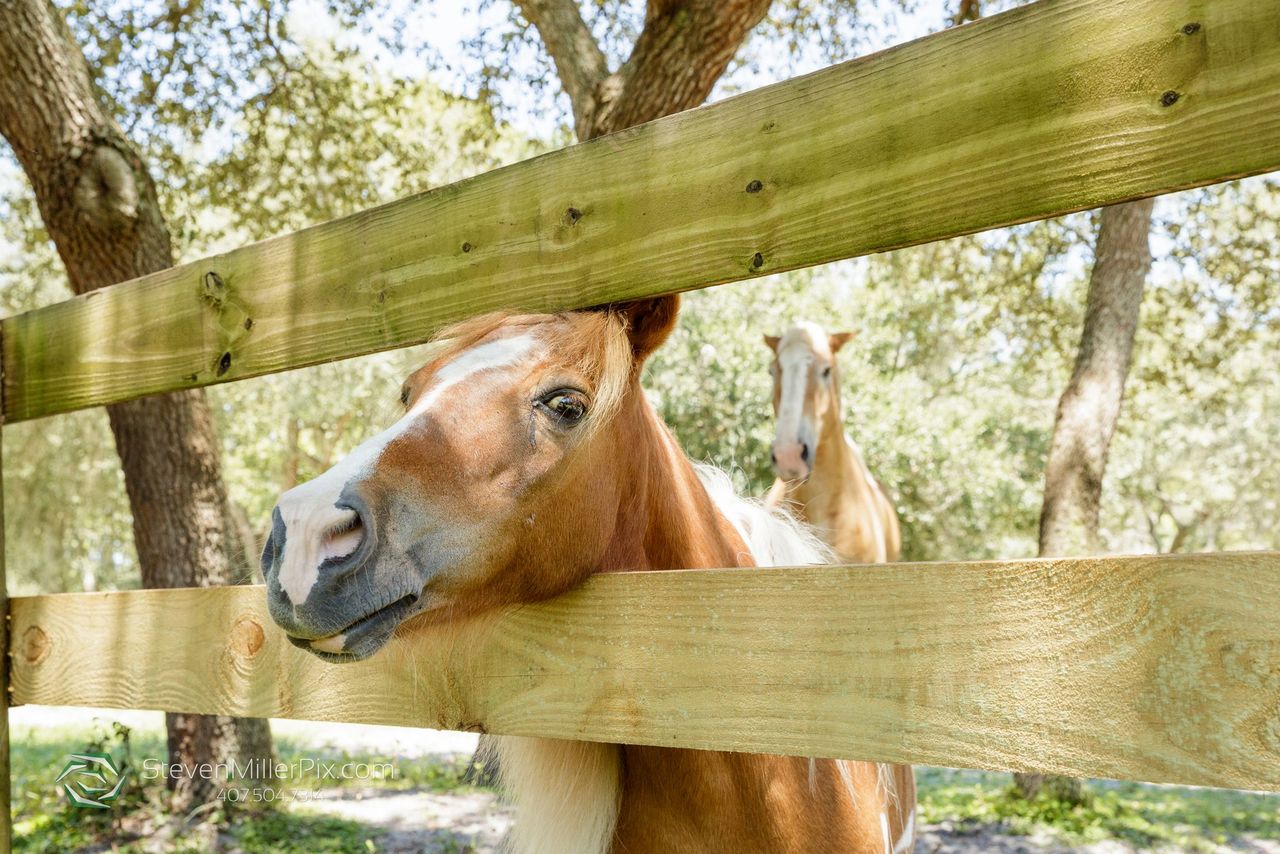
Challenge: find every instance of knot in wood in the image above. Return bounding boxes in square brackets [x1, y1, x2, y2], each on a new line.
[230, 617, 266, 659]
[22, 625, 50, 664]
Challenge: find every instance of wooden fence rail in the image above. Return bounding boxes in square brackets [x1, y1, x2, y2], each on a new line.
[3, 0, 1279, 422]
[11, 552, 1280, 792]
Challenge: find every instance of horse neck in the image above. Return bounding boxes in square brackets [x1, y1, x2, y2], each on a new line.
[600, 383, 750, 573]
[793, 390, 858, 501]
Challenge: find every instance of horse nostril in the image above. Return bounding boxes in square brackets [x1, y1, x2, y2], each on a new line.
[261, 506, 287, 580]
[770, 450, 778, 466]
[322, 509, 365, 562]
[800, 443, 810, 464]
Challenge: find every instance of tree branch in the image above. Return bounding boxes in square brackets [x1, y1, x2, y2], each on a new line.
[589, 0, 772, 138]
[512, 0, 610, 139]
[515, 0, 772, 141]
[952, 0, 981, 26]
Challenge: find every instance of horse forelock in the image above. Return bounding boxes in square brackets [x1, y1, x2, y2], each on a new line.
[777, 320, 834, 359]
[423, 309, 635, 441]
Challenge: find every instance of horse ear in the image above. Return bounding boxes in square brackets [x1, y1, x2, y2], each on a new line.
[763, 334, 781, 353]
[829, 331, 857, 353]
[616, 295, 680, 364]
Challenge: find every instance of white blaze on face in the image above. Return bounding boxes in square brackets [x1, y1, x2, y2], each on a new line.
[273, 333, 540, 606]
[775, 341, 813, 448]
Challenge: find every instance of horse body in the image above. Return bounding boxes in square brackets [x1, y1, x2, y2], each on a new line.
[765, 323, 901, 563]
[261, 298, 914, 853]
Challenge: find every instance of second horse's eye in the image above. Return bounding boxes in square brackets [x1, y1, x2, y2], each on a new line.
[538, 390, 588, 426]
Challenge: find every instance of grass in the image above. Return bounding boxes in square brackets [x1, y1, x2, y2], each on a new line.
[11, 720, 1279, 852]
[12, 719, 493, 853]
[917, 767, 1280, 851]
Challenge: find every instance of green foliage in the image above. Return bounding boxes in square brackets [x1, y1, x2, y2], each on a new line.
[12, 721, 164, 852]
[1104, 180, 1280, 554]
[917, 767, 1280, 851]
[224, 811, 388, 854]
[10, 722, 491, 852]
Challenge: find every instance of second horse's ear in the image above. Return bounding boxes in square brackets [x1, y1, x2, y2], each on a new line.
[829, 331, 858, 353]
[613, 295, 680, 365]
[763, 334, 781, 353]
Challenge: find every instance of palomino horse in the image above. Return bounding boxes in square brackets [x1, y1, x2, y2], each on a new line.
[764, 323, 901, 563]
[261, 298, 915, 854]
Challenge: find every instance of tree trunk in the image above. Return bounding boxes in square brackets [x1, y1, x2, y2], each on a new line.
[0, 0, 272, 811]
[1015, 198, 1155, 801]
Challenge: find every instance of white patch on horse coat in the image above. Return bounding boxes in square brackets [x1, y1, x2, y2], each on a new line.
[695, 464, 830, 567]
[309, 633, 346, 654]
[894, 807, 915, 853]
[492, 736, 621, 854]
[274, 334, 539, 606]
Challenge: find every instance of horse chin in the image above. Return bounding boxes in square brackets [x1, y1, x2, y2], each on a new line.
[289, 592, 423, 663]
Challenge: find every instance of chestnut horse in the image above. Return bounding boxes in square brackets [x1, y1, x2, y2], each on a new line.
[764, 323, 901, 563]
[261, 298, 915, 854]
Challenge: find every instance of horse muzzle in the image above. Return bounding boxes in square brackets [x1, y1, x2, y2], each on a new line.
[771, 439, 812, 480]
[261, 490, 424, 661]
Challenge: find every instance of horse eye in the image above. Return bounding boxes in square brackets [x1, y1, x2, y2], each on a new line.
[399, 386, 411, 407]
[538, 390, 588, 426]
[822, 366, 832, 380]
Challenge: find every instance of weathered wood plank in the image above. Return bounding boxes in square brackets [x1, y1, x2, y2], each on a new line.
[5, 0, 1280, 421]
[10, 553, 1280, 791]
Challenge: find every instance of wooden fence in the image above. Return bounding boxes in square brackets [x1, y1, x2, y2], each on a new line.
[3, 0, 1280, 846]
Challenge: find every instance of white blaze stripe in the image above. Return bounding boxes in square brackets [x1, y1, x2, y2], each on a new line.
[775, 347, 811, 445]
[274, 333, 540, 605]
[880, 811, 891, 854]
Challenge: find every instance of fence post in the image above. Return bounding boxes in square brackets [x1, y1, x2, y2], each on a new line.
[1, 348, 11, 852]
